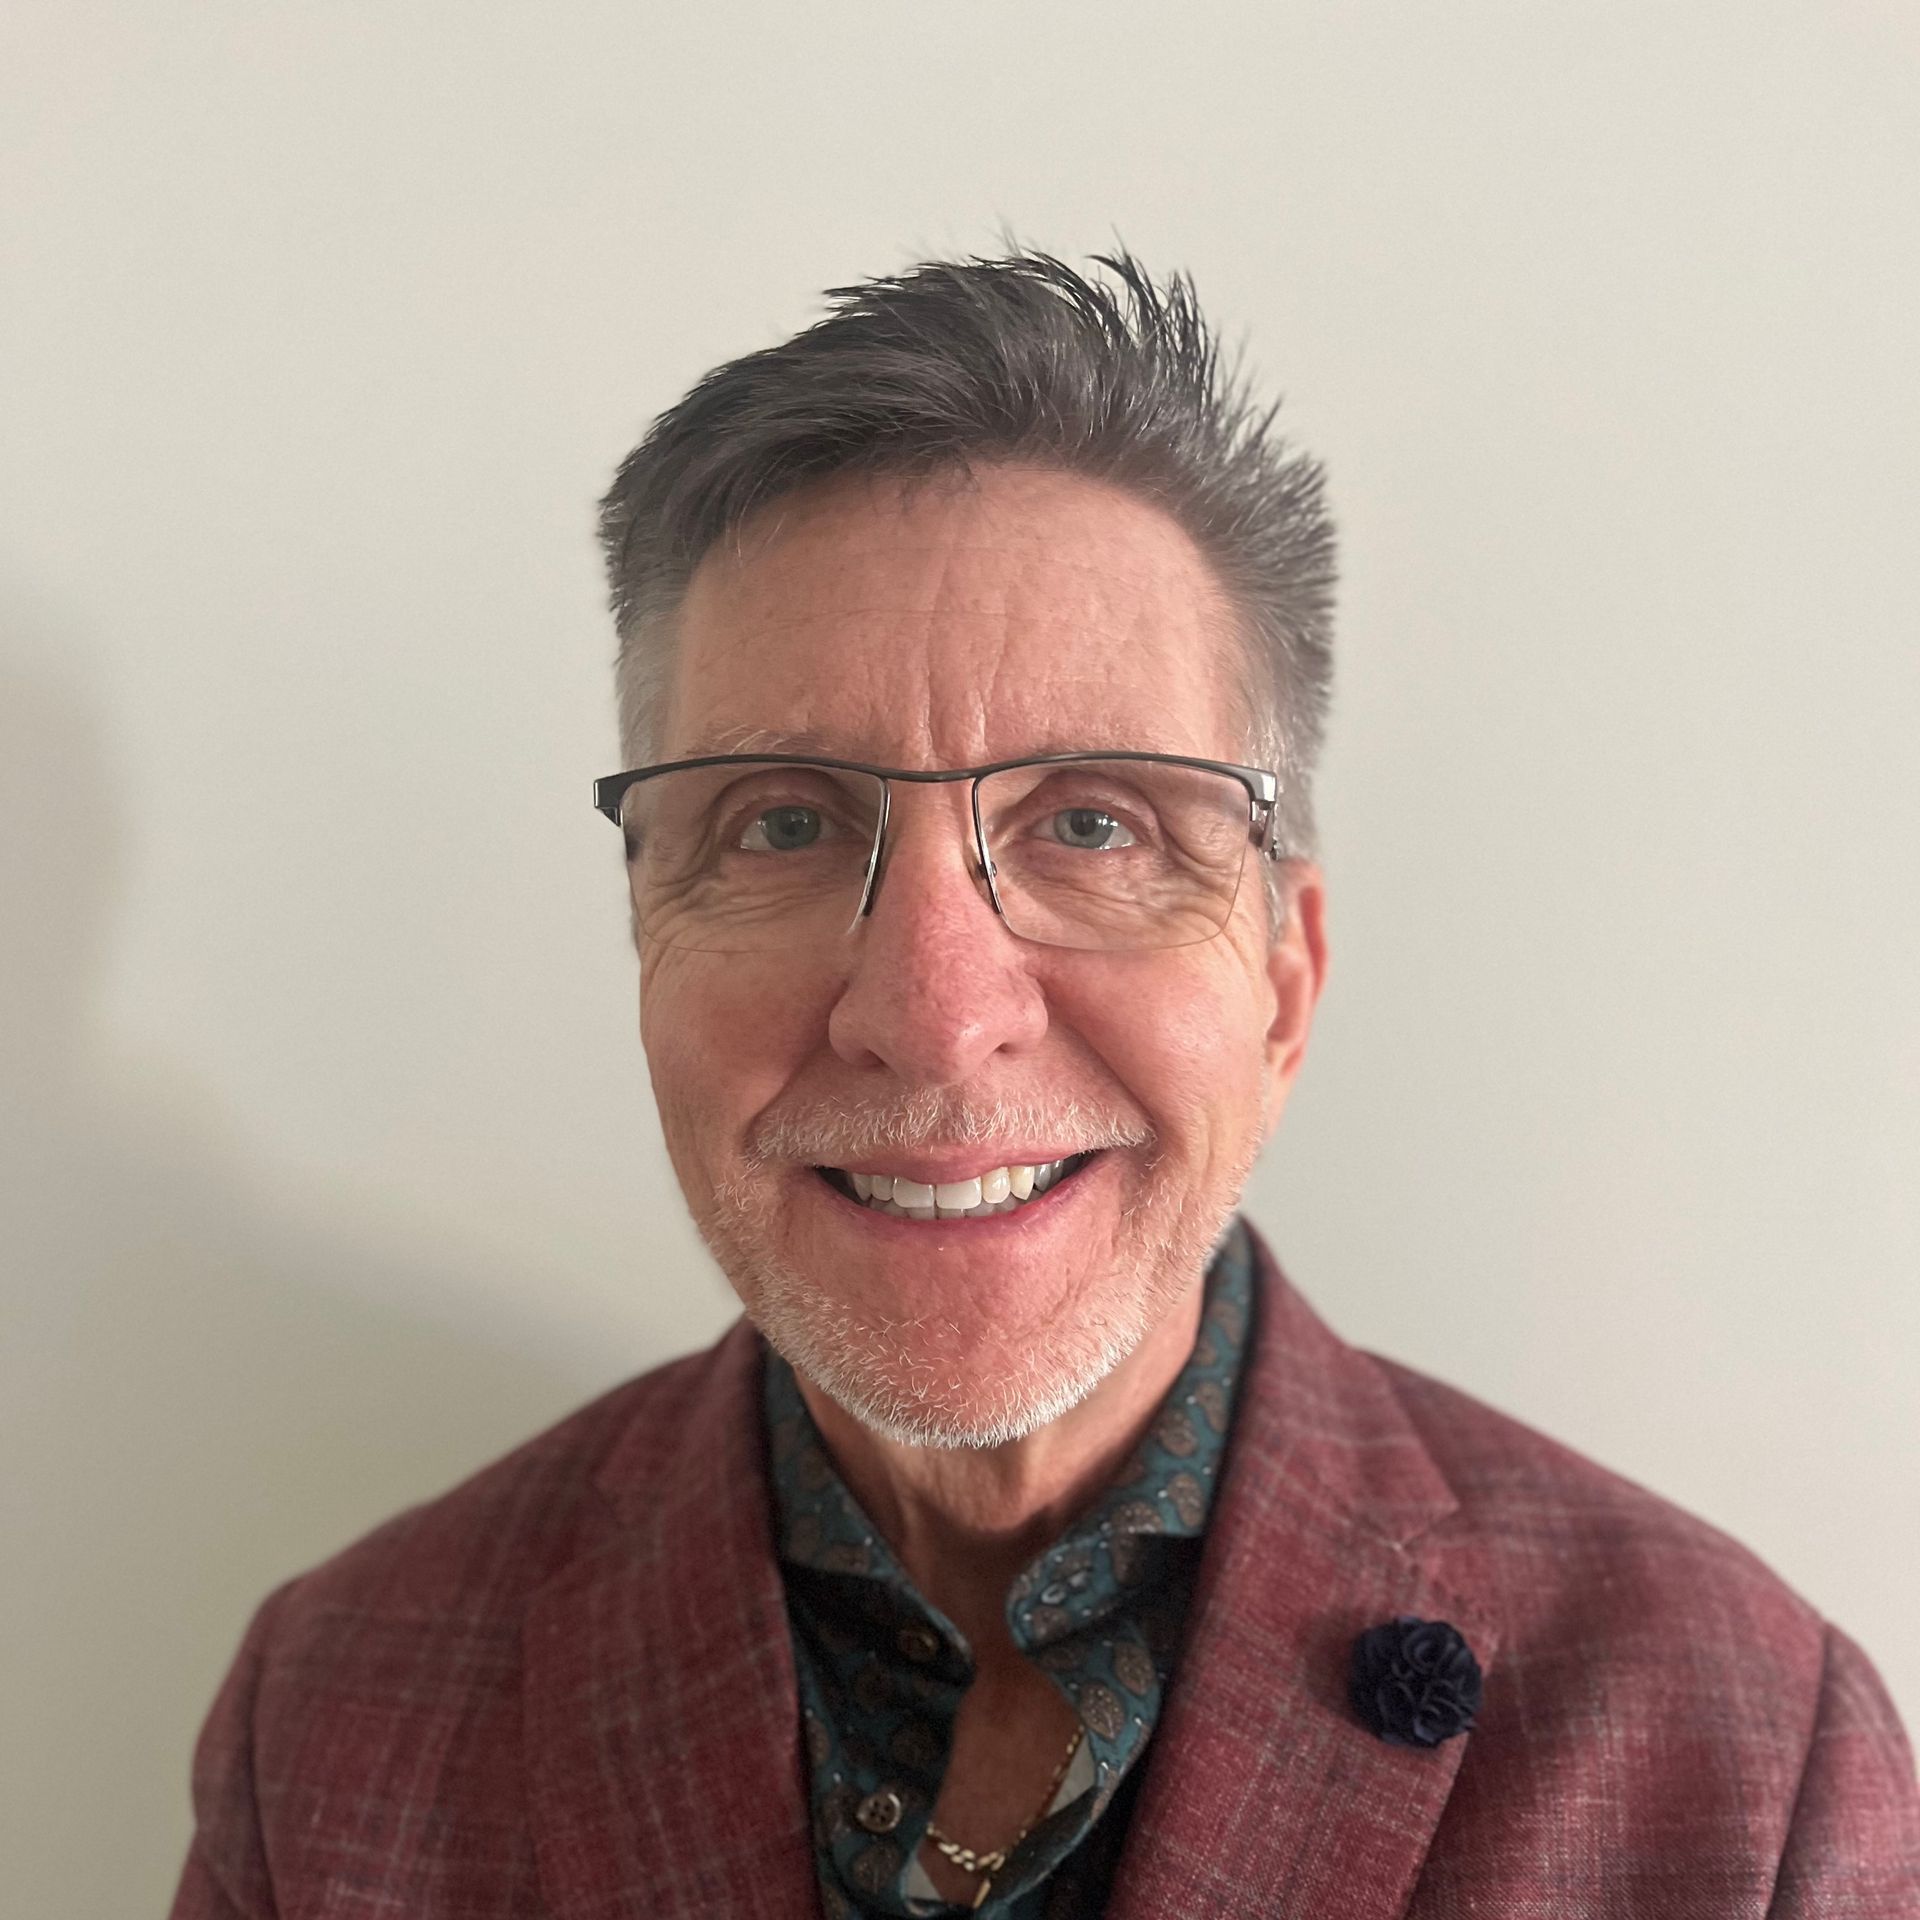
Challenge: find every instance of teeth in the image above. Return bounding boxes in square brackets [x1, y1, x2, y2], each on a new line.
[935, 1178, 983, 1217]
[836, 1158, 1080, 1220]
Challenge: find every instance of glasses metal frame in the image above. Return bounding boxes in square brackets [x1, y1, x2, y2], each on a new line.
[592, 750, 1284, 942]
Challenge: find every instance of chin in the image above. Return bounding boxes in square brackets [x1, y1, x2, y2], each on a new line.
[756, 1266, 1147, 1450]
[693, 1152, 1242, 1451]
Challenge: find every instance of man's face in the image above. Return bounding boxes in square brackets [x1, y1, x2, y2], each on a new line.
[638, 465, 1325, 1446]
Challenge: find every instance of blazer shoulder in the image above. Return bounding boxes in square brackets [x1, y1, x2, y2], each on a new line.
[1372, 1352, 1826, 1655]
[1353, 1359, 1920, 1893]
[273, 1327, 744, 1628]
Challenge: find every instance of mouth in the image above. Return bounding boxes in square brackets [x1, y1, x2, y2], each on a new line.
[813, 1152, 1099, 1222]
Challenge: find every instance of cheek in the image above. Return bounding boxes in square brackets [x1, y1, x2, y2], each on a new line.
[1069, 953, 1273, 1160]
[639, 949, 826, 1163]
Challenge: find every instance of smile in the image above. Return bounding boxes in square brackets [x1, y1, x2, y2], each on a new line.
[814, 1153, 1097, 1220]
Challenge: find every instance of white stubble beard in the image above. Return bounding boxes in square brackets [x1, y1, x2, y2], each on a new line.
[690, 1089, 1259, 1450]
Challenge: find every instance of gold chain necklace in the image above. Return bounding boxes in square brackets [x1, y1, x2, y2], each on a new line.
[922, 1725, 1084, 1908]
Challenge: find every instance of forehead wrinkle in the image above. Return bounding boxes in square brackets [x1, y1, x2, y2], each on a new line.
[695, 599, 1184, 659]
[700, 556, 1181, 648]
[669, 470, 1249, 770]
[674, 722, 1205, 768]
[675, 623, 1235, 767]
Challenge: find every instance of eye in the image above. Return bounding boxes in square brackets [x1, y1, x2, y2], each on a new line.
[1048, 807, 1138, 851]
[739, 805, 827, 852]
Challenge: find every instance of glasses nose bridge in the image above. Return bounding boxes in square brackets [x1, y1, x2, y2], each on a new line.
[856, 769, 1002, 924]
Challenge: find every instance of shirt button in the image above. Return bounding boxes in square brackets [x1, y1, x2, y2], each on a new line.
[855, 1788, 903, 1834]
[897, 1624, 942, 1664]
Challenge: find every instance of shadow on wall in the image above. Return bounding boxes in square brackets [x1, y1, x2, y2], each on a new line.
[0, 637, 588, 1918]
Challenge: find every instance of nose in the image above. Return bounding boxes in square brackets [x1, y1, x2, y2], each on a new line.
[826, 797, 1048, 1083]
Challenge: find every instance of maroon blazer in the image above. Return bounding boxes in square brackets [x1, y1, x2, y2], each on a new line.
[172, 1231, 1920, 1917]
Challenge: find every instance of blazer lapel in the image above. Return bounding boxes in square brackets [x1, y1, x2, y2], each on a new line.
[1108, 1232, 1500, 1919]
[523, 1322, 820, 1920]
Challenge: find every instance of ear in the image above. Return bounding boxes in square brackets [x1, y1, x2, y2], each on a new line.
[1261, 860, 1329, 1141]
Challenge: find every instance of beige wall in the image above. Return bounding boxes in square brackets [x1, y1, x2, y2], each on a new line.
[4, 5, 1916, 1909]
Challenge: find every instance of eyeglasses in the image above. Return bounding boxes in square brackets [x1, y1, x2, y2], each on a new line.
[592, 751, 1283, 955]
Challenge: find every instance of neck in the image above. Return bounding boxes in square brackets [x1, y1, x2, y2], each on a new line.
[794, 1282, 1206, 1658]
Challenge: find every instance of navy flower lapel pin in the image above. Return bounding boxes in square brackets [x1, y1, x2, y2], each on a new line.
[1350, 1616, 1483, 1748]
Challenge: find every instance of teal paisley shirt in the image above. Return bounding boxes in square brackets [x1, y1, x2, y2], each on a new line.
[763, 1219, 1255, 1918]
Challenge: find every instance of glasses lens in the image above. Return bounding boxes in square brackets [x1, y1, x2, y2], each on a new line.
[619, 761, 885, 953]
[976, 758, 1252, 950]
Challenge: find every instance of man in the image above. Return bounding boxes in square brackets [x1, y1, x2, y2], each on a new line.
[172, 252, 1919, 1918]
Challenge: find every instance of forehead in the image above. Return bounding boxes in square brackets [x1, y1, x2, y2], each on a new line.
[660, 465, 1245, 767]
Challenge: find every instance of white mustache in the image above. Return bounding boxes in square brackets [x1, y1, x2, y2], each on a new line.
[747, 1088, 1153, 1166]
